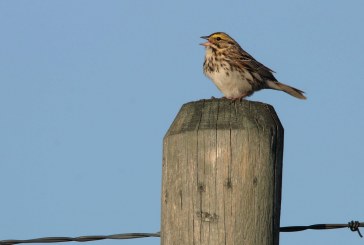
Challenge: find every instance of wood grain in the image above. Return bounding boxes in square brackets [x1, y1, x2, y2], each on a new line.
[162, 98, 283, 245]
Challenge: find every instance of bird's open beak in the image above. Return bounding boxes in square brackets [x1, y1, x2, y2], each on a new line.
[200, 36, 210, 46]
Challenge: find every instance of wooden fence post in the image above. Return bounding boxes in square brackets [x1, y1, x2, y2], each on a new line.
[161, 98, 284, 245]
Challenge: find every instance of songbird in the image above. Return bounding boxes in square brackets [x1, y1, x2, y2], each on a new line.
[201, 32, 306, 100]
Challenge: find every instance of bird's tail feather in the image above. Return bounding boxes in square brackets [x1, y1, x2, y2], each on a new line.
[266, 80, 306, 100]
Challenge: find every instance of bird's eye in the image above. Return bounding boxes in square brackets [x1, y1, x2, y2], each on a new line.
[216, 37, 222, 41]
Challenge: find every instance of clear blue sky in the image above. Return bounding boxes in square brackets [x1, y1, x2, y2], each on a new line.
[1, 1, 363, 245]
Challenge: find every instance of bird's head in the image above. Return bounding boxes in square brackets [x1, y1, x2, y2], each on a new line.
[200, 32, 238, 50]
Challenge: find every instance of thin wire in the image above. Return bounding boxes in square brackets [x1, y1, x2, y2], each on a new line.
[0, 221, 362, 245]
[280, 220, 363, 237]
[0, 232, 160, 245]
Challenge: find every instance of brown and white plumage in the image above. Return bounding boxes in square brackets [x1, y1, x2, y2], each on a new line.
[201, 32, 306, 100]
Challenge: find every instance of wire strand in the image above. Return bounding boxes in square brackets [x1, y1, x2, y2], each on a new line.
[0, 233, 160, 245]
[0, 221, 362, 245]
[279, 220, 363, 237]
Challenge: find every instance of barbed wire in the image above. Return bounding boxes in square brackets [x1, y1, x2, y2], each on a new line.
[0, 221, 362, 245]
[280, 220, 363, 237]
[0, 233, 160, 245]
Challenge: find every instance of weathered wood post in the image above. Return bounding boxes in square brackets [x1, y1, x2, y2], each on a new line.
[161, 98, 284, 245]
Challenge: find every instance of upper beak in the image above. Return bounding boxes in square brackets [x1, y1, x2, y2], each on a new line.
[200, 36, 210, 46]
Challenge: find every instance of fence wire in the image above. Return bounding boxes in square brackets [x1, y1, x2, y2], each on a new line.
[0, 233, 160, 245]
[280, 220, 363, 237]
[0, 221, 362, 245]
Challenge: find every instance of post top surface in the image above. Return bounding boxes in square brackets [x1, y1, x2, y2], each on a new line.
[165, 98, 283, 137]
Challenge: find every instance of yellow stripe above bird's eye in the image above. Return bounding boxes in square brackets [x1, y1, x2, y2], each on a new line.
[211, 33, 225, 39]
[209, 32, 233, 41]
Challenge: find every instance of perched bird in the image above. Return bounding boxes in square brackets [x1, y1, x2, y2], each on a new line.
[201, 32, 306, 100]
